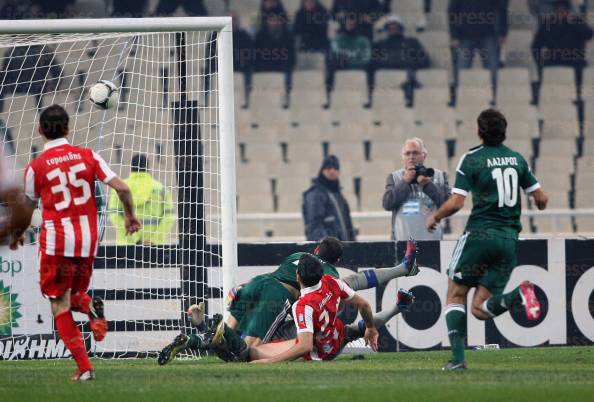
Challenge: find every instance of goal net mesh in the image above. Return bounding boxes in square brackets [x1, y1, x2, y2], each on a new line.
[0, 29, 227, 359]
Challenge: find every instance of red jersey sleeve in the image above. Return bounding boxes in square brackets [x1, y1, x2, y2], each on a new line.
[91, 151, 116, 184]
[292, 301, 314, 334]
[24, 163, 40, 202]
[332, 277, 355, 301]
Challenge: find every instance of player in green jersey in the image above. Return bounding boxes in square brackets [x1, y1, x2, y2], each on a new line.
[426, 109, 549, 371]
[157, 237, 419, 365]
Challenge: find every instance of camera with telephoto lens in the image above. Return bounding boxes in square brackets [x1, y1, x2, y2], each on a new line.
[414, 165, 435, 179]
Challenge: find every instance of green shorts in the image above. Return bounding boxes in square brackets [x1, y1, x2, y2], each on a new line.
[448, 231, 518, 295]
[228, 274, 296, 341]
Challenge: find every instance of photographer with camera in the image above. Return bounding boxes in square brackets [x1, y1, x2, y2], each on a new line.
[382, 138, 450, 241]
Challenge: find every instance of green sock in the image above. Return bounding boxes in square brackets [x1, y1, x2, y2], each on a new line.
[445, 304, 466, 365]
[186, 334, 205, 350]
[485, 286, 521, 317]
[223, 324, 245, 355]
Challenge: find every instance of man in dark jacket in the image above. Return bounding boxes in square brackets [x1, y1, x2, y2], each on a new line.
[231, 11, 255, 108]
[449, 0, 508, 105]
[367, 15, 430, 107]
[532, 0, 593, 102]
[253, 12, 296, 108]
[303, 155, 356, 241]
[294, 0, 331, 52]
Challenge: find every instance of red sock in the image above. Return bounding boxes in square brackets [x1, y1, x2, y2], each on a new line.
[55, 311, 93, 372]
[70, 292, 91, 314]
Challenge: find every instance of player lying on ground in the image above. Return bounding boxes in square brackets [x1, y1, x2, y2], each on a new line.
[10, 105, 141, 381]
[158, 236, 418, 364]
[426, 108, 548, 371]
[225, 236, 418, 347]
[159, 253, 416, 364]
[209, 253, 415, 363]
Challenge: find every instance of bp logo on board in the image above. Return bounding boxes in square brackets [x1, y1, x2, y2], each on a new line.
[0, 281, 22, 336]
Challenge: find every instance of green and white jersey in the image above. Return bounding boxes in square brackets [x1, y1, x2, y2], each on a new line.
[269, 252, 340, 290]
[453, 144, 540, 238]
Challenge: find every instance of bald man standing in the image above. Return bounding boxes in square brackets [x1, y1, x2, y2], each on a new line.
[382, 137, 450, 241]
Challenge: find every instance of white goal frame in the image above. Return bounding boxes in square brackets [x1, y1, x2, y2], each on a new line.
[0, 17, 238, 313]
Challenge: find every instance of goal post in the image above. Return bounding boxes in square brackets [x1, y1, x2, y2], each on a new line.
[0, 17, 237, 359]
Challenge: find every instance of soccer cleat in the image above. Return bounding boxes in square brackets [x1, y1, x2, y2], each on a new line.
[187, 302, 206, 328]
[396, 288, 416, 312]
[519, 281, 541, 321]
[89, 297, 108, 342]
[402, 238, 419, 276]
[70, 370, 96, 381]
[210, 314, 226, 346]
[442, 361, 467, 372]
[157, 333, 189, 366]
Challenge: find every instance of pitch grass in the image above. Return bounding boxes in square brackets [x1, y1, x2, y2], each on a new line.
[1, 346, 593, 402]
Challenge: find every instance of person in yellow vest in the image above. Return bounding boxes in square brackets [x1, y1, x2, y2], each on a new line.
[109, 153, 175, 245]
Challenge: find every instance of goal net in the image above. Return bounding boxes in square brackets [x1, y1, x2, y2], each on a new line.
[0, 18, 237, 359]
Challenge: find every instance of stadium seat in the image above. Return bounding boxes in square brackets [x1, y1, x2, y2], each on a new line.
[499, 68, 532, 85]
[237, 177, 273, 196]
[373, 89, 407, 110]
[414, 88, 450, 107]
[504, 30, 534, 68]
[498, 85, 532, 105]
[285, 142, 325, 164]
[276, 193, 303, 212]
[237, 220, 275, 241]
[353, 215, 391, 241]
[275, 161, 318, 179]
[414, 108, 456, 134]
[236, 161, 268, 178]
[376, 70, 408, 90]
[417, 69, 449, 88]
[538, 139, 577, 157]
[540, 120, 580, 140]
[270, 219, 305, 241]
[374, 107, 415, 126]
[459, 69, 491, 87]
[238, 194, 274, 213]
[243, 143, 283, 164]
[295, 52, 325, 71]
[417, 32, 452, 69]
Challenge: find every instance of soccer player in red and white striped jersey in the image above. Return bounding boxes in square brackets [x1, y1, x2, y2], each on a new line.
[10, 104, 141, 381]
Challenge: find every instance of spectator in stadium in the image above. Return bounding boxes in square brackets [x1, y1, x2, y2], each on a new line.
[325, 16, 371, 108]
[383, 138, 450, 241]
[153, 0, 208, 16]
[531, 0, 593, 102]
[109, 154, 176, 245]
[293, 0, 331, 53]
[112, 0, 149, 17]
[366, 15, 430, 107]
[448, 0, 508, 106]
[331, 0, 388, 39]
[253, 12, 295, 108]
[0, 0, 41, 19]
[232, 11, 255, 108]
[257, 0, 288, 29]
[303, 155, 356, 241]
[33, 0, 75, 18]
[0, 44, 62, 109]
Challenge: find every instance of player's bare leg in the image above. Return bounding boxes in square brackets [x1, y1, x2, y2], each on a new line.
[443, 279, 470, 371]
[51, 290, 95, 381]
[248, 340, 295, 361]
[342, 239, 419, 291]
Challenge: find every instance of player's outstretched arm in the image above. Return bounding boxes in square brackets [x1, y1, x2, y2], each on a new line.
[346, 294, 379, 351]
[107, 177, 141, 234]
[530, 188, 548, 211]
[251, 332, 314, 364]
[426, 194, 465, 233]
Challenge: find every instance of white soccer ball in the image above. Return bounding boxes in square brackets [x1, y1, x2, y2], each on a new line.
[89, 80, 119, 110]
